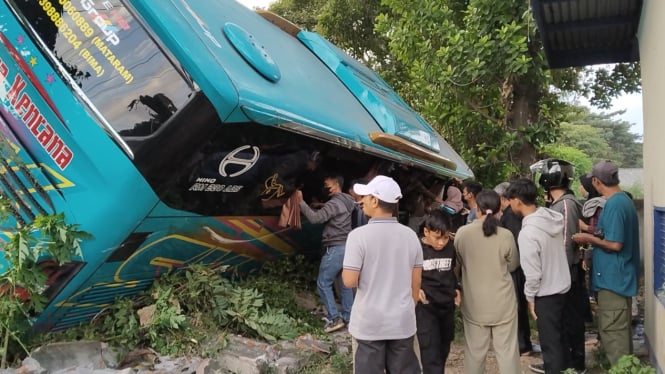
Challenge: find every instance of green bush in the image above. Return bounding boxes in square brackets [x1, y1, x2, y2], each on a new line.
[8, 247, 324, 360]
[608, 355, 656, 374]
[53, 261, 314, 357]
[0, 209, 90, 368]
[238, 255, 321, 332]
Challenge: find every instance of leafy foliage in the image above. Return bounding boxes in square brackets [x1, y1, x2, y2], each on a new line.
[98, 298, 140, 347]
[557, 122, 611, 162]
[623, 183, 644, 200]
[298, 350, 352, 374]
[257, 253, 318, 290]
[52, 263, 309, 357]
[240, 255, 321, 331]
[269, 0, 642, 186]
[607, 355, 656, 374]
[375, 0, 564, 185]
[557, 106, 642, 167]
[268, 0, 326, 31]
[582, 64, 642, 109]
[562, 354, 654, 374]
[0, 208, 89, 368]
[316, 0, 396, 73]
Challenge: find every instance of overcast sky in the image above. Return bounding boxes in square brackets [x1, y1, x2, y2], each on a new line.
[235, 0, 644, 136]
[237, 0, 273, 9]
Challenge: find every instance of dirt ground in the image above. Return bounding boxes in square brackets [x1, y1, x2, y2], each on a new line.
[442, 288, 647, 373]
[309, 279, 649, 373]
[445, 342, 538, 374]
[443, 335, 602, 373]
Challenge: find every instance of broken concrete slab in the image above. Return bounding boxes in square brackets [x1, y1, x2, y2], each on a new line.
[208, 335, 322, 374]
[29, 341, 120, 372]
[2, 331, 343, 374]
[14, 357, 44, 374]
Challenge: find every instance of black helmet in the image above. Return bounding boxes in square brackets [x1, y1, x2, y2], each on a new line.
[530, 158, 574, 191]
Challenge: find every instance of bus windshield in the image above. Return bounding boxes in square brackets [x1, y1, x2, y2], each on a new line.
[10, 0, 193, 137]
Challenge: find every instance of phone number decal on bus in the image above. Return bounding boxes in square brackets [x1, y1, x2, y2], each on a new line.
[39, 0, 85, 50]
[0, 58, 73, 170]
[38, 0, 133, 84]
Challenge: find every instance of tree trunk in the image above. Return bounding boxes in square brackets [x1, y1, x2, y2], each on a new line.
[508, 79, 540, 171]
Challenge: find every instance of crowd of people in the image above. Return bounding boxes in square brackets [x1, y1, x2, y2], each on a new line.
[292, 158, 640, 374]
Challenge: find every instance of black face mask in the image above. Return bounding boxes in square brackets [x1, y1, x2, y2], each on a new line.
[322, 186, 332, 197]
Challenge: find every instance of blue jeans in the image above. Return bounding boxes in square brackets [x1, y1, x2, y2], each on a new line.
[317, 244, 353, 322]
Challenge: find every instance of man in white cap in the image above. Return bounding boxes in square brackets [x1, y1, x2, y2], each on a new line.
[342, 175, 423, 374]
[572, 160, 640, 366]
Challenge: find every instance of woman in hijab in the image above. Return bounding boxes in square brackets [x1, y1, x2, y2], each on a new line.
[436, 182, 466, 233]
[442, 186, 464, 214]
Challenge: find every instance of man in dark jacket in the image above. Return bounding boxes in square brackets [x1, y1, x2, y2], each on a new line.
[297, 174, 356, 332]
[532, 159, 589, 373]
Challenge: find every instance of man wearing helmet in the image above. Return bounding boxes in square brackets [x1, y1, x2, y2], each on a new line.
[531, 159, 589, 373]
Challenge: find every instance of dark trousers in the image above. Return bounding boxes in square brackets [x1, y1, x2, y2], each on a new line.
[354, 336, 421, 374]
[563, 263, 591, 370]
[511, 267, 533, 353]
[416, 303, 455, 374]
[535, 293, 567, 374]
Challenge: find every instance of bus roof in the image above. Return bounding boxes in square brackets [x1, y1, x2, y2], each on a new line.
[125, 0, 473, 179]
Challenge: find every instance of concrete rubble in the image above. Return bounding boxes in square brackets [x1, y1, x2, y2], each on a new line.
[0, 331, 352, 374]
[0, 319, 649, 373]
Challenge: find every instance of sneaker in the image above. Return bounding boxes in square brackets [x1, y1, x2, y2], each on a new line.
[323, 317, 345, 333]
[529, 363, 545, 374]
[531, 344, 542, 353]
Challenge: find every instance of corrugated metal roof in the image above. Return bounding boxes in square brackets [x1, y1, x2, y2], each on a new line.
[532, 0, 642, 68]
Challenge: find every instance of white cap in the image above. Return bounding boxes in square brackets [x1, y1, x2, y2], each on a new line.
[353, 175, 402, 203]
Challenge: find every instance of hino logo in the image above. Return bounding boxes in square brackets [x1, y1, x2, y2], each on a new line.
[219, 145, 260, 177]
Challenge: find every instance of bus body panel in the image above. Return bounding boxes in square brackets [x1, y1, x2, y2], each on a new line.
[46, 213, 323, 329]
[126, 0, 473, 179]
[0, 0, 160, 329]
[0, 0, 474, 331]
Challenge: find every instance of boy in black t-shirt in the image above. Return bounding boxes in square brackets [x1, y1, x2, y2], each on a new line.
[416, 210, 461, 374]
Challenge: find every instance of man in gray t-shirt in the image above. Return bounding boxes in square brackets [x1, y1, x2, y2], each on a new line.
[342, 175, 423, 374]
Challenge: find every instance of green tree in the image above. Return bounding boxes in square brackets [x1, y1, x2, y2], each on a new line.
[374, 0, 641, 184]
[581, 111, 643, 167]
[555, 105, 643, 167]
[316, 0, 388, 67]
[557, 122, 611, 161]
[268, 0, 326, 31]
[0, 211, 89, 367]
[268, 0, 641, 185]
[269, 0, 408, 84]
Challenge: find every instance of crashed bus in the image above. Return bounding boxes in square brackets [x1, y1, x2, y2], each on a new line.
[0, 0, 473, 331]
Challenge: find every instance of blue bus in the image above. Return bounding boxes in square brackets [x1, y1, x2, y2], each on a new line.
[0, 0, 472, 331]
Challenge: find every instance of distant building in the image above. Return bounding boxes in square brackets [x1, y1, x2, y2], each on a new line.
[619, 168, 643, 188]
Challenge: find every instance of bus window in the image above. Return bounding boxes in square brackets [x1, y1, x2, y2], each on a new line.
[9, 0, 193, 137]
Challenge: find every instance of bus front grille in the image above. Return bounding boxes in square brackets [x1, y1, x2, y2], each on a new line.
[0, 139, 55, 225]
